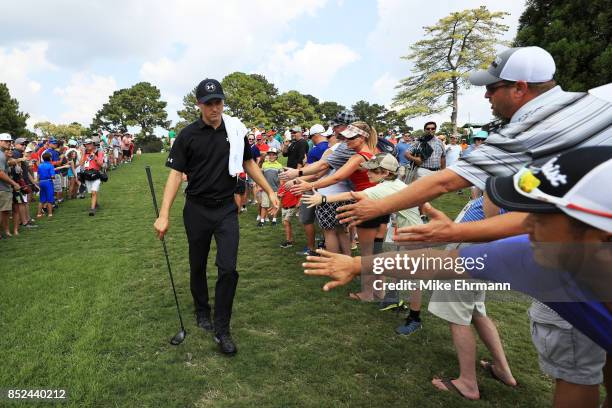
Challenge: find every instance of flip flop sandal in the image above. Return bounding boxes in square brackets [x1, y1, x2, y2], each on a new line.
[435, 378, 477, 400]
[480, 360, 518, 388]
[348, 292, 375, 301]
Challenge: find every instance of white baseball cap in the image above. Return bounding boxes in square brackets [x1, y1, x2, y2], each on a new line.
[322, 126, 334, 137]
[469, 46, 556, 86]
[0, 133, 13, 141]
[309, 124, 325, 136]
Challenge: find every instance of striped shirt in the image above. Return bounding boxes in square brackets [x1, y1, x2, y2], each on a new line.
[449, 85, 612, 189]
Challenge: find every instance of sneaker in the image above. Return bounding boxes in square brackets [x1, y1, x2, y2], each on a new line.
[271, 220, 277, 226]
[298, 248, 319, 257]
[395, 319, 422, 336]
[379, 299, 406, 312]
[22, 223, 38, 229]
[257, 221, 264, 228]
[89, 208, 96, 216]
[214, 333, 237, 356]
[280, 240, 294, 248]
[196, 314, 213, 332]
[420, 215, 429, 224]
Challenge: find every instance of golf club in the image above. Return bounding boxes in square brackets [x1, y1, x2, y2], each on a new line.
[145, 166, 186, 345]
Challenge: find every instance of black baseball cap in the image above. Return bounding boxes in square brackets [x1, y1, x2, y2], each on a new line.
[196, 79, 225, 104]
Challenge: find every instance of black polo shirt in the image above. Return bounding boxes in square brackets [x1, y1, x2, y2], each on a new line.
[285, 138, 309, 169]
[166, 118, 252, 200]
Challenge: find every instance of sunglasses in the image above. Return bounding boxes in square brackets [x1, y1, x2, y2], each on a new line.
[514, 167, 612, 218]
[486, 81, 516, 93]
[425, 127, 436, 131]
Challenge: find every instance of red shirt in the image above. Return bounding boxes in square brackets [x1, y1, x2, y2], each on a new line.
[256, 142, 269, 154]
[278, 183, 300, 208]
[349, 151, 376, 191]
[83, 150, 104, 171]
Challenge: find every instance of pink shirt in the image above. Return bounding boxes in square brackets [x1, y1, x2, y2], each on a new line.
[84, 150, 104, 170]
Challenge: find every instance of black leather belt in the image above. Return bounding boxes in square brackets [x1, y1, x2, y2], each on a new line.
[187, 195, 234, 208]
[422, 167, 441, 171]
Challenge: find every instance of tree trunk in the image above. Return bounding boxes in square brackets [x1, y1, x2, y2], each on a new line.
[451, 77, 458, 132]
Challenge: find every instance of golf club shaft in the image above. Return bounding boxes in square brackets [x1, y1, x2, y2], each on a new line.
[145, 166, 186, 331]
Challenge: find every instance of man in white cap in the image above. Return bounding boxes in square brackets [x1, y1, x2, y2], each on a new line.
[0, 133, 23, 237]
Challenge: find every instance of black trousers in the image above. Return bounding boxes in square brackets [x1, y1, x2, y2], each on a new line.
[183, 199, 239, 335]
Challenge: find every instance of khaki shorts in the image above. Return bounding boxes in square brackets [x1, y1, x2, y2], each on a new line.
[282, 207, 297, 221]
[428, 288, 487, 325]
[0, 191, 12, 211]
[261, 192, 273, 208]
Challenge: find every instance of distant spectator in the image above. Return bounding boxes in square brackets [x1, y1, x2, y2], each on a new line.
[36, 152, 55, 218]
[277, 181, 300, 248]
[258, 148, 282, 227]
[0, 134, 22, 237]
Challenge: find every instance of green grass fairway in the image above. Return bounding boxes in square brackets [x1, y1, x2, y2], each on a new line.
[1, 153, 552, 407]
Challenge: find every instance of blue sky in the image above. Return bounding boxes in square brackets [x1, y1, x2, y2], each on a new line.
[0, 0, 526, 134]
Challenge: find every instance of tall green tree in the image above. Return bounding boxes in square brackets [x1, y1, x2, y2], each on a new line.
[351, 100, 387, 130]
[221, 72, 278, 127]
[270, 91, 318, 129]
[316, 101, 345, 123]
[34, 121, 88, 140]
[126, 82, 170, 136]
[0, 83, 30, 138]
[514, 0, 612, 91]
[91, 82, 170, 136]
[393, 6, 509, 130]
[176, 87, 199, 123]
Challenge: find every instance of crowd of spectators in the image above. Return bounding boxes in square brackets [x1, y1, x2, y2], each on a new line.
[0, 132, 136, 239]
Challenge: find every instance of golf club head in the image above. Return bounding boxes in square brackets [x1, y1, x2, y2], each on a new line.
[170, 329, 186, 346]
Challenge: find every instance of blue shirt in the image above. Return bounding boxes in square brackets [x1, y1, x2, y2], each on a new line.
[250, 144, 260, 160]
[307, 141, 328, 164]
[461, 235, 612, 352]
[38, 161, 56, 181]
[396, 141, 412, 165]
[44, 148, 60, 162]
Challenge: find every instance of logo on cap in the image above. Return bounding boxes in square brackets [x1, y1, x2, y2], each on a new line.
[491, 56, 502, 68]
[205, 82, 216, 92]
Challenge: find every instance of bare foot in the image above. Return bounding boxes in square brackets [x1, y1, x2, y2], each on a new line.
[13, 230, 19, 236]
[432, 377, 480, 400]
[480, 360, 517, 387]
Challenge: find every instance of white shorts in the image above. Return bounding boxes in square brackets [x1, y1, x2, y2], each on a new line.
[85, 179, 101, 193]
[428, 288, 487, 325]
[113, 148, 120, 159]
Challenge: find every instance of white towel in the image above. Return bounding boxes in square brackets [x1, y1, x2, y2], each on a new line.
[222, 113, 247, 176]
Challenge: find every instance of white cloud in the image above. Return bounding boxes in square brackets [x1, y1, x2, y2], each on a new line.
[259, 41, 360, 95]
[371, 72, 399, 106]
[367, 0, 525, 125]
[0, 42, 56, 125]
[53, 73, 117, 126]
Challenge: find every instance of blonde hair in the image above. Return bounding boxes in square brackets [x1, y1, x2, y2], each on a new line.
[351, 121, 377, 151]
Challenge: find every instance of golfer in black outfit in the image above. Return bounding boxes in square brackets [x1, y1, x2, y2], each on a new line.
[154, 78, 278, 355]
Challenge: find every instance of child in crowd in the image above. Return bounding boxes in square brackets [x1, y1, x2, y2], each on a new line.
[277, 181, 301, 248]
[36, 152, 55, 218]
[258, 148, 283, 227]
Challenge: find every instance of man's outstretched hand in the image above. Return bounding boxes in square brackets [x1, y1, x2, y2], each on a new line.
[303, 249, 361, 291]
[336, 192, 381, 227]
[394, 202, 457, 243]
